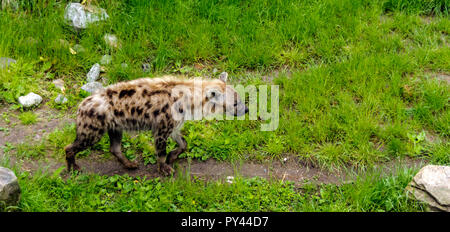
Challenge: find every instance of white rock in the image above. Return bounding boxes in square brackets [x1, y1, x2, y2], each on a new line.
[73, 44, 85, 53]
[52, 79, 65, 91]
[64, 3, 109, 29]
[0, 167, 20, 208]
[0, 57, 16, 69]
[104, 34, 120, 48]
[100, 55, 112, 65]
[142, 63, 151, 72]
[406, 165, 450, 212]
[18, 92, 42, 108]
[54, 94, 68, 104]
[59, 39, 69, 48]
[1, 0, 18, 11]
[81, 81, 103, 94]
[86, 63, 101, 82]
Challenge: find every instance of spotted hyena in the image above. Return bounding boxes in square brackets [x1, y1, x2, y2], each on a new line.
[65, 72, 248, 175]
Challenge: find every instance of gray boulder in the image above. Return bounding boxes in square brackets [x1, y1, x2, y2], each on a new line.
[406, 165, 450, 212]
[81, 81, 103, 94]
[86, 63, 101, 82]
[18, 92, 42, 108]
[0, 167, 20, 208]
[0, 57, 16, 69]
[64, 3, 109, 29]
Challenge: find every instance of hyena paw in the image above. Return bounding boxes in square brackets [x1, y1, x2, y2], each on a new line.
[124, 161, 138, 169]
[158, 163, 174, 176]
[73, 164, 81, 171]
[67, 163, 81, 172]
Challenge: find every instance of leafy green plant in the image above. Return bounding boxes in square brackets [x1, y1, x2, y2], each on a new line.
[407, 130, 426, 155]
[18, 111, 38, 125]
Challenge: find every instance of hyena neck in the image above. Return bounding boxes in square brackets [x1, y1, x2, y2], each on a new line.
[169, 78, 225, 121]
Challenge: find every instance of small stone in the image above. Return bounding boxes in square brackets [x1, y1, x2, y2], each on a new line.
[59, 39, 70, 48]
[0, 57, 16, 69]
[81, 81, 103, 94]
[406, 165, 450, 212]
[73, 44, 85, 53]
[52, 79, 65, 91]
[86, 63, 101, 82]
[121, 63, 128, 69]
[100, 55, 112, 65]
[0, 167, 21, 208]
[64, 3, 109, 29]
[104, 34, 120, 48]
[54, 94, 68, 104]
[1, 0, 18, 11]
[18, 92, 42, 108]
[212, 68, 218, 75]
[142, 63, 151, 73]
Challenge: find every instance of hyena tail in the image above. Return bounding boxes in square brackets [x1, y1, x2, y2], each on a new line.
[65, 121, 106, 171]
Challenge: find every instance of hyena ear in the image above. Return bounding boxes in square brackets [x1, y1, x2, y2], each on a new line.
[219, 72, 228, 83]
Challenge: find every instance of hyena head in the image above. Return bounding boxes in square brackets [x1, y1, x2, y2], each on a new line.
[205, 72, 249, 117]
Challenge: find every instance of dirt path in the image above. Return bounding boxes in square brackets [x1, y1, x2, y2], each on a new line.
[6, 151, 427, 186]
[0, 105, 74, 148]
[74, 154, 426, 185]
[0, 104, 428, 186]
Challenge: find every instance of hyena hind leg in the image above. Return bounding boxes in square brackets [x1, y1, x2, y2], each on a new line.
[65, 129, 105, 172]
[108, 130, 138, 169]
[166, 132, 187, 165]
[64, 140, 84, 171]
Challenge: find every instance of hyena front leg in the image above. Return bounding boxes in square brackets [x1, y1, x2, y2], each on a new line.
[166, 131, 187, 165]
[108, 130, 138, 169]
[153, 130, 174, 176]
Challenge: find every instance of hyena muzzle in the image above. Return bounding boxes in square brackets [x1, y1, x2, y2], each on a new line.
[64, 72, 248, 175]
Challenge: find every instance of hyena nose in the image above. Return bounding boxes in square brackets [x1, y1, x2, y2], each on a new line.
[245, 106, 249, 114]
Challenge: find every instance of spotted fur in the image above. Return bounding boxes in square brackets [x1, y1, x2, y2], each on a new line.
[65, 74, 248, 175]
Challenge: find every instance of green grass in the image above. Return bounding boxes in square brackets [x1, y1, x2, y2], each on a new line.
[383, 0, 448, 16]
[18, 111, 38, 125]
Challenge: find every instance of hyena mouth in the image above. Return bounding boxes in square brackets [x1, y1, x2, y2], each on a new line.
[234, 106, 249, 116]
